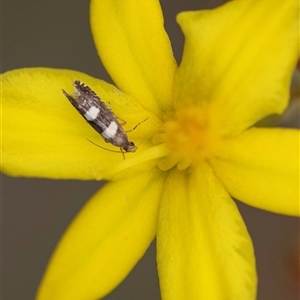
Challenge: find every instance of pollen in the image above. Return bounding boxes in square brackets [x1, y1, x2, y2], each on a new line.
[154, 107, 217, 171]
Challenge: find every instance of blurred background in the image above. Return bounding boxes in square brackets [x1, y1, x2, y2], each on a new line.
[2, 0, 299, 299]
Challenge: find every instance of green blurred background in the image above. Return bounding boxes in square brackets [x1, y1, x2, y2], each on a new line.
[2, 0, 299, 299]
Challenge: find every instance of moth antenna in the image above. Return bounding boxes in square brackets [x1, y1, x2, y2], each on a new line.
[86, 138, 125, 159]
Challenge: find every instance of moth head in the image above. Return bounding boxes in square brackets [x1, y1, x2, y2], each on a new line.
[123, 141, 137, 152]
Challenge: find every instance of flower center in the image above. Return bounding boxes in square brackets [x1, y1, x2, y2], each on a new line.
[153, 107, 217, 171]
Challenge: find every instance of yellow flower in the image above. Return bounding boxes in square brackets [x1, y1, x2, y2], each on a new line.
[2, 0, 299, 299]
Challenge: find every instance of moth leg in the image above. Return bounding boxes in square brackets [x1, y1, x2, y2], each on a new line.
[125, 118, 148, 132]
[120, 148, 125, 160]
[116, 116, 127, 126]
[107, 101, 112, 111]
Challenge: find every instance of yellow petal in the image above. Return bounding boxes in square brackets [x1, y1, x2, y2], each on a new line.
[176, 0, 298, 136]
[210, 128, 300, 216]
[90, 0, 177, 114]
[157, 166, 256, 300]
[37, 170, 164, 300]
[2, 68, 157, 179]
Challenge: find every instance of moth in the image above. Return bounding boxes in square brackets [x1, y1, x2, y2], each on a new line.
[62, 81, 137, 155]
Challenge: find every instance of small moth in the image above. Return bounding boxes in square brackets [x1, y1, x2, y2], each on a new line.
[62, 81, 137, 154]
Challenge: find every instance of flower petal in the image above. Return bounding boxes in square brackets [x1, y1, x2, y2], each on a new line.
[210, 128, 300, 216]
[2, 68, 157, 179]
[176, 0, 298, 136]
[37, 170, 164, 300]
[157, 165, 256, 300]
[90, 0, 177, 114]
